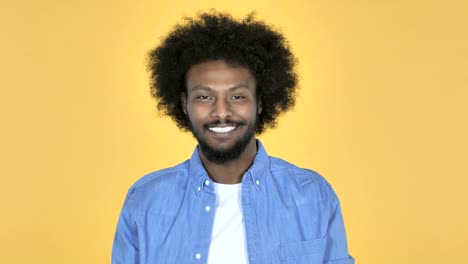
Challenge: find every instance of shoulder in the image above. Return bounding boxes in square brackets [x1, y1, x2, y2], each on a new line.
[268, 156, 337, 204]
[123, 160, 190, 211]
[269, 156, 328, 186]
[130, 161, 189, 190]
[270, 157, 325, 184]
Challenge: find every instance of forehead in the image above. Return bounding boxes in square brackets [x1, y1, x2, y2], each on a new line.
[185, 60, 256, 91]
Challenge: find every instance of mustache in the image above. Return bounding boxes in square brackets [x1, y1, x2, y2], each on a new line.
[204, 119, 245, 128]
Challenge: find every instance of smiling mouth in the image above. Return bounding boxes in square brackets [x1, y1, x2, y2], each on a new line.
[208, 126, 237, 133]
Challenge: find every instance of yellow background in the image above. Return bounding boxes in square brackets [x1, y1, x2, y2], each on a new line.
[1, 0, 467, 263]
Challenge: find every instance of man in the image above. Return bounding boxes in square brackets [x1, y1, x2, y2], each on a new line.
[113, 11, 354, 264]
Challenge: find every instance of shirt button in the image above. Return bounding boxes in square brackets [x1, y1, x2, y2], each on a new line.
[205, 206, 211, 212]
[256, 180, 260, 185]
[195, 253, 201, 259]
[197, 186, 201, 192]
[204, 180, 210, 186]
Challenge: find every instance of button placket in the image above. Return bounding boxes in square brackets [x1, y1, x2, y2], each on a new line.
[194, 183, 215, 264]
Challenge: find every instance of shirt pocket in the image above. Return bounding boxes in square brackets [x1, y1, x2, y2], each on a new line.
[279, 237, 326, 264]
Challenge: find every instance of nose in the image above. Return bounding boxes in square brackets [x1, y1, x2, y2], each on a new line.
[212, 98, 233, 120]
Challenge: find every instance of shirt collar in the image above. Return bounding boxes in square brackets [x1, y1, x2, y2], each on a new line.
[188, 139, 270, 194]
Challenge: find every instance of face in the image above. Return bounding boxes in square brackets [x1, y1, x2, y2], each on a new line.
[182, 60, 261, 164]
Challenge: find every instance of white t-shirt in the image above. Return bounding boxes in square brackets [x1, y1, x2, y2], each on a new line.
[207, 182, 249, 264]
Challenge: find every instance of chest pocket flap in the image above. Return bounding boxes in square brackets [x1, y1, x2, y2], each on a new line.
[279, 237, 326, 263]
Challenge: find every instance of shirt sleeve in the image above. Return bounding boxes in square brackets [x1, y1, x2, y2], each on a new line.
[323, 183, 355, 264]
[112, 188, 139, 264]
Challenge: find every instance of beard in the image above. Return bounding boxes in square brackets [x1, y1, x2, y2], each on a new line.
[188, 117, 257, 165]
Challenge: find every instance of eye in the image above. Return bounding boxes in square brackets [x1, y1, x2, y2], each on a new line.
[195, 95, 212, 100]
[231, 95, 246, 100]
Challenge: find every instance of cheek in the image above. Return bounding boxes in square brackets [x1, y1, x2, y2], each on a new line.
[187, 105, 210, 121]
[237, 107, 259, 121]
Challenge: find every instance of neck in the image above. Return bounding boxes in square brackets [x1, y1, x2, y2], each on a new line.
[199, 138, 257, 184]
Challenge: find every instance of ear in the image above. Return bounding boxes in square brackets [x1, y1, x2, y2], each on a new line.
[180, 93, 187, 115]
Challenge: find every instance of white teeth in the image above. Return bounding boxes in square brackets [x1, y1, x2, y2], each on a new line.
[209, 126, 236, 133]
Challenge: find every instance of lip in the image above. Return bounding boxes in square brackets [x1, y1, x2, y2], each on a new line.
[208, 126, 236, 133]
[205, 123, 242, 138]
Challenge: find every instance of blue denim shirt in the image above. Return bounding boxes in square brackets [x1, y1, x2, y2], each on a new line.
[112, 140, 354, 264]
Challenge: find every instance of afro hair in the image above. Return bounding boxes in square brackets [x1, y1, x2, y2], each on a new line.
[147, 11, 298, 134]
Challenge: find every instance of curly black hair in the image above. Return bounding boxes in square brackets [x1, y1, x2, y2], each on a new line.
[147, 11, 298, 134]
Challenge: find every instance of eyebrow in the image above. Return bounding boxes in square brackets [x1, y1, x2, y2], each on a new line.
[189, 83, 251, 92]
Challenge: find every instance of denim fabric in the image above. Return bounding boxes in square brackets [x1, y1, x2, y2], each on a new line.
[112, 140, 354, 264]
